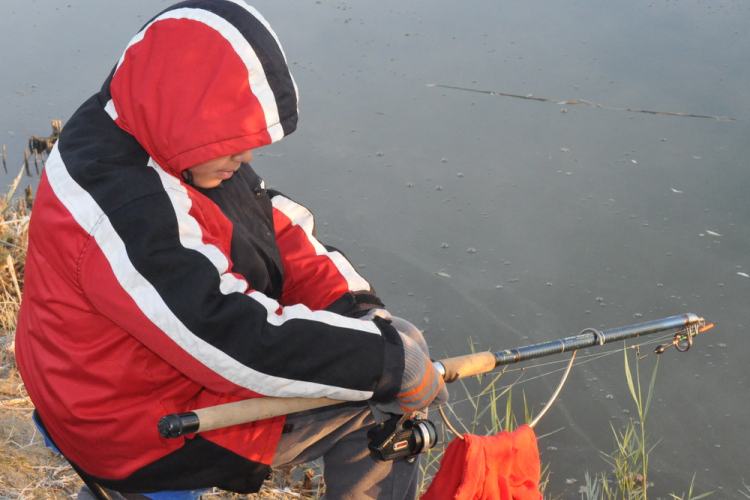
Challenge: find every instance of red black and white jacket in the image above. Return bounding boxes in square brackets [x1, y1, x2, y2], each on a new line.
[15, 0, 403, 493]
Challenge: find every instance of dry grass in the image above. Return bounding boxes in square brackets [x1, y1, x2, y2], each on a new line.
[0, 168, 81, 500]
[0, 372, 82, 500]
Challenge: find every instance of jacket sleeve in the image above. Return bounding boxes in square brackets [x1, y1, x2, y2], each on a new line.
[72, 166, 402, 404]
[269, 190, 385, 315]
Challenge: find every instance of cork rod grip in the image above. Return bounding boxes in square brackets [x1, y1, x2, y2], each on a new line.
[193, 396, 345, 433]
[436, 351, 497, 382]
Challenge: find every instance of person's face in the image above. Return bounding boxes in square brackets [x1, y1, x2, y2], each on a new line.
[187, 150, 253, 188]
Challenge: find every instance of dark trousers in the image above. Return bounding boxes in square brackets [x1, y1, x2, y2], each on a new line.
[272, 403, 420, 500]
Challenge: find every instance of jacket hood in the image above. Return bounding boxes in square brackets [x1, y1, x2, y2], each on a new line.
[100, 0, 298, 176]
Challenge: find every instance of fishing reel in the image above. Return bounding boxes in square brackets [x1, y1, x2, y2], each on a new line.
[367, 413, 437, 462]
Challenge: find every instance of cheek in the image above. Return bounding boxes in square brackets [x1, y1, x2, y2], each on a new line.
[190, 173, 223, 188]
[191, 162, 223, 177]
[233, 151, 253, 163]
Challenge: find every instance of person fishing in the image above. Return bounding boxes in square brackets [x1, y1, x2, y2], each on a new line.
[14, 1, 446, 499]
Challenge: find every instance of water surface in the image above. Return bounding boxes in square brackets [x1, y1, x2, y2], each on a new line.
[2, 1, 749, 497]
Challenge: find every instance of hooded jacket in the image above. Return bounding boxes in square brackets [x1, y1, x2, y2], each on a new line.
[15, 0, 403, 493]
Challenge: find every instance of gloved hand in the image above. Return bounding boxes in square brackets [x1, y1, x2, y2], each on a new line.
[390, 316, 448, 408]
[376, 332, 447, 415]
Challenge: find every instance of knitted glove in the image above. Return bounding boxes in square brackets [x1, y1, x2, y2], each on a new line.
[377, 333, 446, 415]
[390, 316, 448, 409]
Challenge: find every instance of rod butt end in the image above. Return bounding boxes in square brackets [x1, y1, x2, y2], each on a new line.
[158, 412, 200, 439]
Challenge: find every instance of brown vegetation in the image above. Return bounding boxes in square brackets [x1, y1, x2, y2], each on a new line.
[0, 170, 79, 499]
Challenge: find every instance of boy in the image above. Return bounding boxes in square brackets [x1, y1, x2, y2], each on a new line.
[15, 1, 445, 499]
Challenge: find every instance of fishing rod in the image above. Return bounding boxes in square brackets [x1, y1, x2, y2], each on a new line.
[158, 313, 710, 439]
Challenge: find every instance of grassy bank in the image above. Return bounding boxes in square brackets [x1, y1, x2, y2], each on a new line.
[0, 169, 81, 499]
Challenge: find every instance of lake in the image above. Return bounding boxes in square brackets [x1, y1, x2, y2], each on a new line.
[2, 0, 748, 497]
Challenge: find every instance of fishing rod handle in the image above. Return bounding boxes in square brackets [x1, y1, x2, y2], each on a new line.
[432, 352, 496, 382]
[158, 356, 471, 439]
[158, 396, 346, 438]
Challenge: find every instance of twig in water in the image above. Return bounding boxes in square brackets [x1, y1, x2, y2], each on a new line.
[427, 84, 736, 121]
[23, 151, 30, 176]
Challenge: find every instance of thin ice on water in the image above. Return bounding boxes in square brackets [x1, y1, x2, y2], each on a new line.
[427, 84, 737, 121]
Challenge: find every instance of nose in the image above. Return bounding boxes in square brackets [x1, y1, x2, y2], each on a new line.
[231, 150, 253, 164]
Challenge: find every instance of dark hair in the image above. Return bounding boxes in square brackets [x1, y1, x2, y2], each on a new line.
[181, 169, 195, 186]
